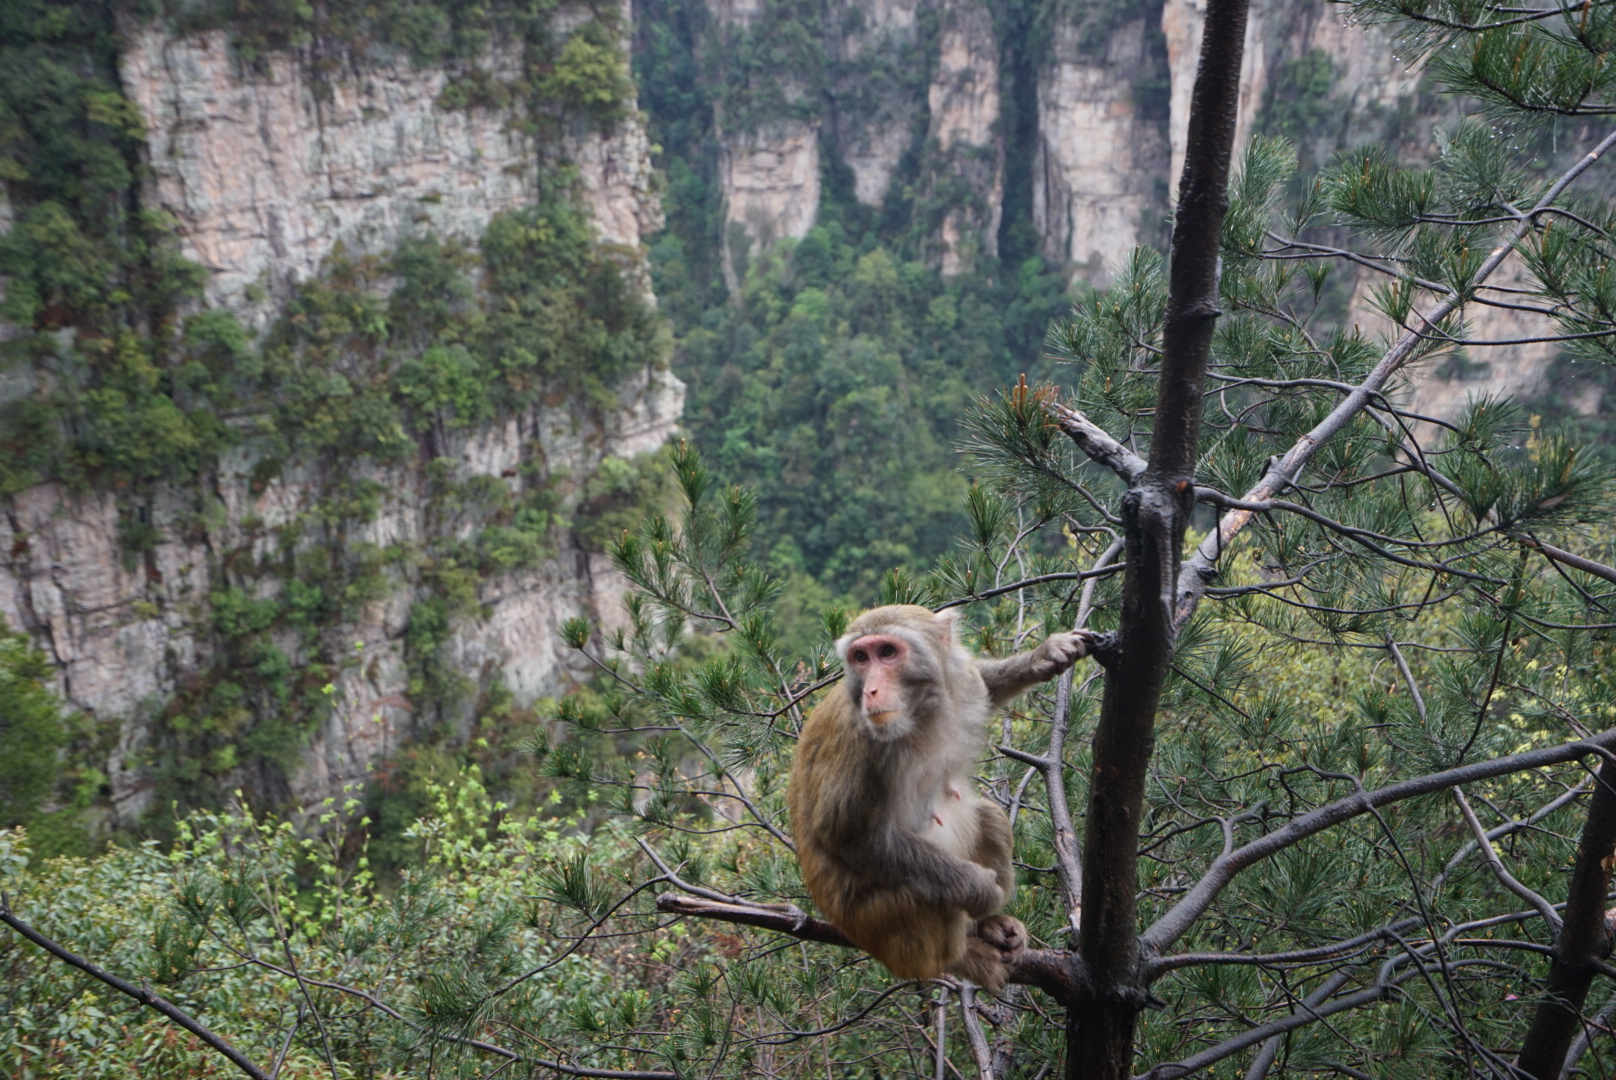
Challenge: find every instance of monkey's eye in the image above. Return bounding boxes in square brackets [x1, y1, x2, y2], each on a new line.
[850, 649, 868, 664]
[878, 643, 898, 659]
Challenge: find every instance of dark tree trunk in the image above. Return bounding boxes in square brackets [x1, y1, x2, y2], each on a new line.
[1068, 2, 1250, 1077]
[1515, 759, 1616, 1079]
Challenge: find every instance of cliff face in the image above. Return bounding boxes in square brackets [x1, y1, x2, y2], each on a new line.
[680, 0, 1594, 419]
[122, 26, 663, 318]
[1034, 14, 1170, 288]
[0, 10, 681, 822]
[924, 0, 1001, 275]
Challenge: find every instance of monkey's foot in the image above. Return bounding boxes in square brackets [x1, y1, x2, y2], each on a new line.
[973, 914, 1027, 958]
[951, 915, 1027, 993]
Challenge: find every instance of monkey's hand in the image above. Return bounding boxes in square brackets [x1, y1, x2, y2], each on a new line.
[1028, 629, 1097, 679]
[980, 629, 1103, 707]
[959, 864, 1006, 920]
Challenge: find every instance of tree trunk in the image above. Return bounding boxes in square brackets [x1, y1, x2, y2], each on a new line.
[1068, 2, 1250, 1077]
[1515, 759, 1616, 1079]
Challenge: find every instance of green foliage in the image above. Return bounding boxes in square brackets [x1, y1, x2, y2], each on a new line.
[395, 343, 492, 429]
[542, 19, 635, 128]
[1258, 48, 1340, 151]
[0, 621, 68, 828]
[664, 228, 1070, 598]
[635, 0, 1077, 609]
[185, 0, 558, 69]
[0, 790, 672, 1078]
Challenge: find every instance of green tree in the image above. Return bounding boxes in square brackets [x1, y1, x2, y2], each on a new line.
[0, 621, 67, 828]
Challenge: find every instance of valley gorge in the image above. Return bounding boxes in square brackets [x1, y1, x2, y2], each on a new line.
[1, 0, 1606, 832]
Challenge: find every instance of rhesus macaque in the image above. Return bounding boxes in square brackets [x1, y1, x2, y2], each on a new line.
[788, 604, 1095, 991]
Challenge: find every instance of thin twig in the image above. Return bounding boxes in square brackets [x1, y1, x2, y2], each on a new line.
[1453, 787, 1564, 934]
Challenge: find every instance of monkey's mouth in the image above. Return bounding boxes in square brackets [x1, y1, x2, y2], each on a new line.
[866, 709, 897, 724]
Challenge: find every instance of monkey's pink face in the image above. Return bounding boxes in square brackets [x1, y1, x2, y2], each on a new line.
[846, 633, 910, 735]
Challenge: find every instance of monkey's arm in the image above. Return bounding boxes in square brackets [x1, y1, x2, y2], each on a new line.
[868, 827, 1004, 916]
[821, 797, 1004, 917]
[978, 630, 1098, 709]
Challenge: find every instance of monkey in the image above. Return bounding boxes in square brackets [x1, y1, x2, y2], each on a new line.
[787, 604, 1095, 992]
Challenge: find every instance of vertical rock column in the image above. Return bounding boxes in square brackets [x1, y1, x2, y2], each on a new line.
[831, 0, 923, 210]
[1034, 16, 1171, 287]
[922, 0, 1003, 277]
[708, 0, 821, 294]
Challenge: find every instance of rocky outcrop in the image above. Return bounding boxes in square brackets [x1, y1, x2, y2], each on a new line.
[833, 0, 922, 208]
[924, 0, 1002, 276]
[1034, 16, 1171, 288]
[122, 24, 662, 323]
[717, 119, 821, 289]
[0, 14, 682, 820]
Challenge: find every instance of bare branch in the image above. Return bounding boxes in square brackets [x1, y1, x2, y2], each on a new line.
[1454, 787, 1564, 934]
[1242, 972, 1354, 1080]
[1042, 401, 1148, 482]
[1145, 919, 1423, 980]
[960, 985, 995, 1080]
[935, 563, 1126, 611]
[652, 894, 1082, 1005]
[1139, 979, 1398, 1080]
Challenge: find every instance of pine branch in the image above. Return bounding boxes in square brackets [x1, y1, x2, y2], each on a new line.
[0, 897, 272, 1080]
[1139, 976, 1401, 1080]
[1139, 728, 1616, 956]
[1172, 125, 1616, 632]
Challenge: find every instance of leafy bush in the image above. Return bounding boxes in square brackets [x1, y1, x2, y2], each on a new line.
[543, 20, 635, 129]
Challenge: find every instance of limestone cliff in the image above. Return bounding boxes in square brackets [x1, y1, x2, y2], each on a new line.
[1033, 14, 1171, 288]
[0, 10, 681, 822]
[672, 0, 1588, 420]
[923, 0, 1002, 276]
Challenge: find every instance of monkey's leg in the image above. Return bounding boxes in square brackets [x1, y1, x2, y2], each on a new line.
[841, 891, 969, 981]
[969, 799, 1016, 898]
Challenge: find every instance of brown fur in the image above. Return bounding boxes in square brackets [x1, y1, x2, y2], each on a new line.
[788, 605, 1091, 991]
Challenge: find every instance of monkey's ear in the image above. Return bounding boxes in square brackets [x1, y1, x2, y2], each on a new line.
[833, 631, 856, 661]
[932, 609, 960, 651]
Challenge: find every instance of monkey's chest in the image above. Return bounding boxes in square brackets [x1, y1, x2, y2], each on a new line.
[920, 780, 977, 860]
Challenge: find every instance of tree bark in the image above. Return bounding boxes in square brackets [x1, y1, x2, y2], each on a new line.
[1069, 2, 1250, 1077]
[1515, 759, 1616, 1079]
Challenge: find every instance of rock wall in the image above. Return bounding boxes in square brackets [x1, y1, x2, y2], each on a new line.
[123, 24, 663, 321]
[0, 372, 680, 817]
[0, 13, 682, 820]
[1033, 16, 1171, 288]
[716, 120, 821, 289]
[678, 0, 1584, 420]
[924, 0, 1002, 276]
[834, 0, 922, 209]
